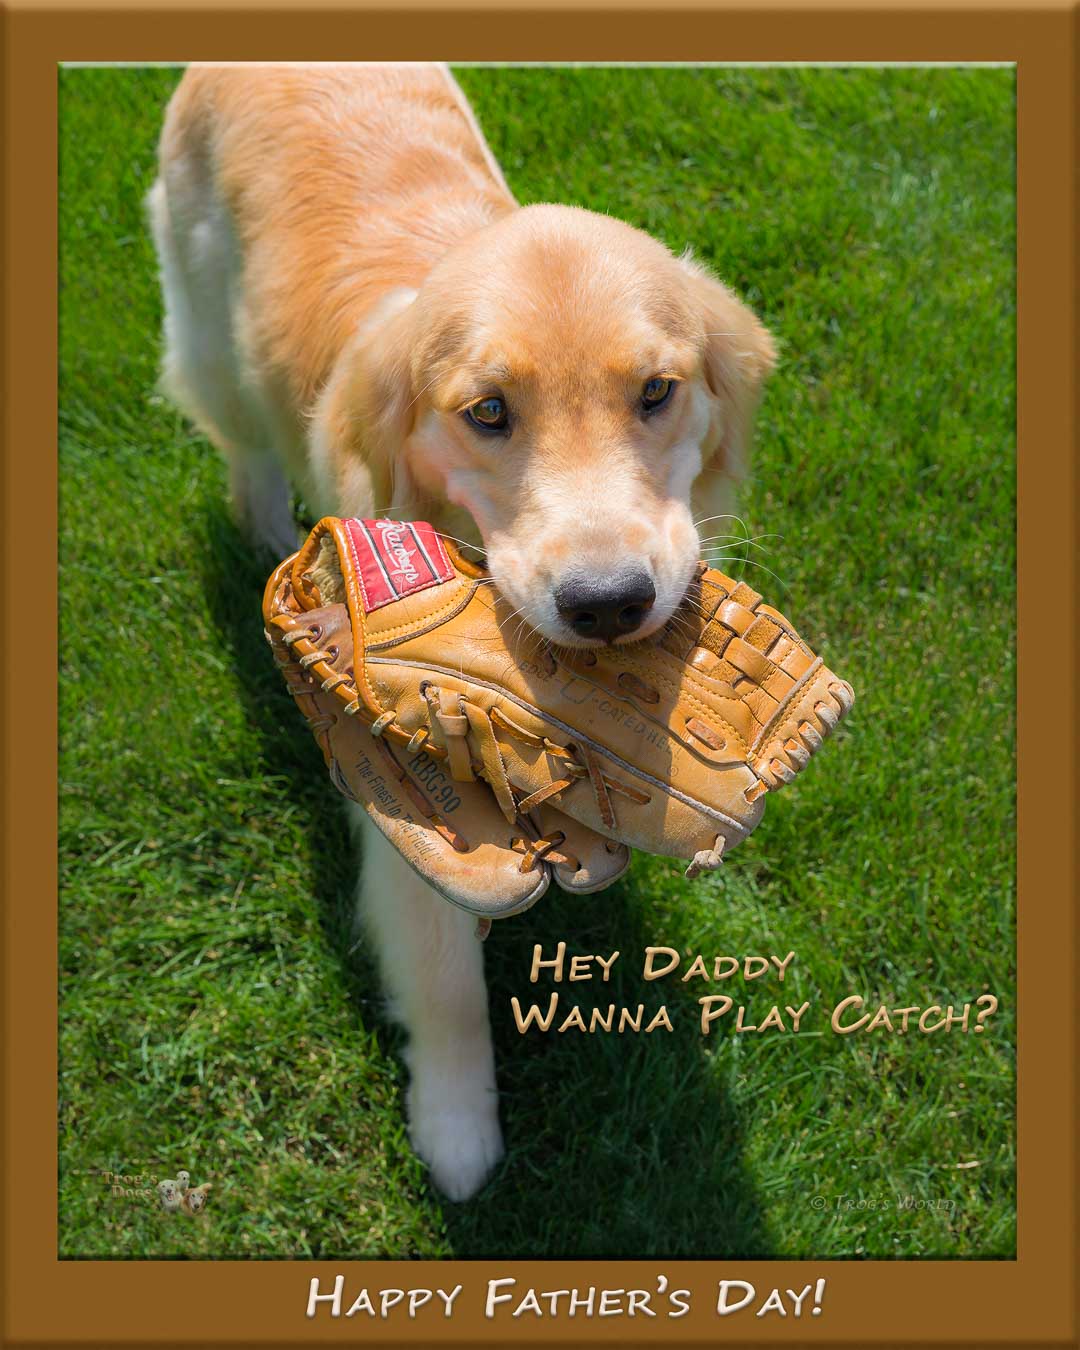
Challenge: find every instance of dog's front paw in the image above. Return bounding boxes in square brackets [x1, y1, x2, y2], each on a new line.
[408, 1082, 505, 1201]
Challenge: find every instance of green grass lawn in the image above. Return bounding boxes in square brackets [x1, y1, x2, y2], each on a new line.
[59, 64, 1015, 1259]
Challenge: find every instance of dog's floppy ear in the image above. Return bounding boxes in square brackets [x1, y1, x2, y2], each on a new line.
[314, 287, 420, 514]
[680, 253, 777, 483]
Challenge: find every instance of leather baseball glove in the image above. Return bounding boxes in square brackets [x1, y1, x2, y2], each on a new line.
[263, 517, 854, 926]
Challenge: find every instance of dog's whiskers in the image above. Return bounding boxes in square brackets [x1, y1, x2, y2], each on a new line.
[700, 551, 789, 591]
[693, 512, 748, 531]
[404, 373, 441, 413]
[435, 530, 487, 554]
[697, 532, 780, 557]
[697, 530, 780, 544]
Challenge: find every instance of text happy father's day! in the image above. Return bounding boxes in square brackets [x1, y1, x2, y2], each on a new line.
[509, 944, 1000, 1037]
[307, 1275, 827, 1321]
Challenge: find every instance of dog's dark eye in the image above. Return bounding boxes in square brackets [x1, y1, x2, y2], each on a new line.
[641, 377, 674, 412]
[465, 397, 508, 432]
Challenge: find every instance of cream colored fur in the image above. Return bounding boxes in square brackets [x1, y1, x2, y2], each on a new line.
[150, 62, 775, 1201]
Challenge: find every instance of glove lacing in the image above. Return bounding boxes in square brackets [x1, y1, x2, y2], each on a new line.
[275, 627, 652, 869]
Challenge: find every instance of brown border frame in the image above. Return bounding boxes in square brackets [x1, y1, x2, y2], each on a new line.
[5, 4, 1077, 1347]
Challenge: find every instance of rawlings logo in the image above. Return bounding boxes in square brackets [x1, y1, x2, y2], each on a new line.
[373, 520, 421, 584]
[346, 518, 455, 612]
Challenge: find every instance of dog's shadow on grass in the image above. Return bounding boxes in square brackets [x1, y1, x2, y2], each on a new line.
[452, 883, 773, 1258]
[195, 505, 391, 1034]
[198, 502, 772, 1260]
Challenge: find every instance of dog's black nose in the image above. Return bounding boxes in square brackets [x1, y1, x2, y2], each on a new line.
[555, 569, 656, 641]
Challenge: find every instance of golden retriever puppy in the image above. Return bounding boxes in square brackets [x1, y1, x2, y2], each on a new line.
[181, 1182, 212, 1216]
[157, 1179, 182, 1213]
[149, 62, 775, 1200]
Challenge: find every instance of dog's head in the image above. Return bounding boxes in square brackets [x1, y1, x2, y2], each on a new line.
[186, 1186, 210, 1214]
[332, 204, 775, 646]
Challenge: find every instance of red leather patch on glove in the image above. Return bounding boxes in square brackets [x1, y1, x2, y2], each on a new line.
[345, 519, 454, 612]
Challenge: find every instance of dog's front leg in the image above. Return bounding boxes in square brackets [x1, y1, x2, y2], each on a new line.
[351, 808, 505, 1201]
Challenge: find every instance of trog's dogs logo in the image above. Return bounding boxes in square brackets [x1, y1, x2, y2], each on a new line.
[91, 1160, 214, 1217]
[157, 1168, 213, 1217]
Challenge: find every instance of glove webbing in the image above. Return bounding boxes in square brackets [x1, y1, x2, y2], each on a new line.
[659, 569, 852, 786]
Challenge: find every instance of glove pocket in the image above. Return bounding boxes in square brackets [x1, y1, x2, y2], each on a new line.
[548, 649, 763, 773]
[381, 663, 763, 863]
